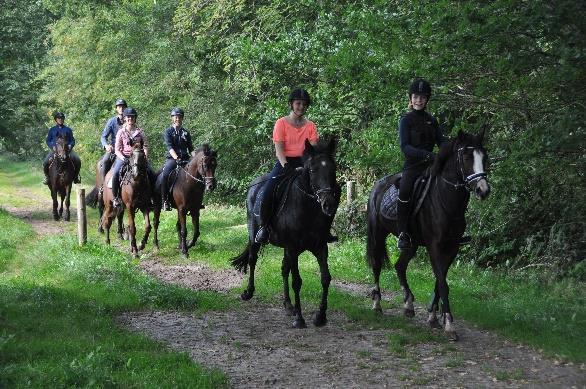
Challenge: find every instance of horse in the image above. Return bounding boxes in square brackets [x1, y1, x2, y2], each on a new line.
[101, 143, 155, 257]
[231, 138, 340, 328]
[47, 135, 77, 221]
[85, 152, 125, 239]
[366, 129, 491, 340]
[153, 144, 217, 258]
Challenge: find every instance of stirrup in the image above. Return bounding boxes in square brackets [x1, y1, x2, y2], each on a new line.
[162, 200, 171, 211]
[112, 197, 121, 208]
[254, 226, 269, 244]
[42, 176, 49, 185]
[397, 232, 412, 249]
[74, 175, 81, 184]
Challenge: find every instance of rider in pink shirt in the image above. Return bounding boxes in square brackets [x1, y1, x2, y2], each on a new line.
[255, 88, 318, 244]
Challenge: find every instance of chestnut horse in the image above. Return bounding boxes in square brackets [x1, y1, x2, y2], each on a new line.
[366, 130, 490, 340]
[153, 144, 217, 257]
[47, 135, 76, 221]
[101, 144, 155, 257]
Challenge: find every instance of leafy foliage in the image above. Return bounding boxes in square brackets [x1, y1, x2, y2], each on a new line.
[2, 0, 584, 275]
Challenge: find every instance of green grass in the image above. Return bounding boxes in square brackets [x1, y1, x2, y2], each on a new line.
[1, 151, 585, 387]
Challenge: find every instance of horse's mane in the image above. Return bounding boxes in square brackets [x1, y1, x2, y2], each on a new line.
[195, 143, 216, 157]
[431, 131, 482, 176]
[302, 137, 336, 162]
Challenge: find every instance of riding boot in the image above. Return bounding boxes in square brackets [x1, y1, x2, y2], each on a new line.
[397, 197, 412, 249]
[42, 158, 51, 185]
[254, 194, 274, 244]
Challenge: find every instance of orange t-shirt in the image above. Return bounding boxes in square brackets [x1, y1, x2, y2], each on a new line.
[272, 117, 319, 157]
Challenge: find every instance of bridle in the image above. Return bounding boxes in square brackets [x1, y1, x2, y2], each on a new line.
[296, 156, 336, 205]
[441, 146, 488, 192]
[182, 153, 216, 188]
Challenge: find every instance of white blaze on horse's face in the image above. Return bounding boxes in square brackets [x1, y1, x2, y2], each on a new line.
[473, 149, 490, 200]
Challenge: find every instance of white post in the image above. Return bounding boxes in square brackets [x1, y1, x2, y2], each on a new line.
[77, 188, 87, 246]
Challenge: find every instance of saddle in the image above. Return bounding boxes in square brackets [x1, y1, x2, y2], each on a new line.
[380, 168, 433, 220]
[252, 169, 301, 218]
[155, 161, 188, 206]
[106, 160, 131, 189]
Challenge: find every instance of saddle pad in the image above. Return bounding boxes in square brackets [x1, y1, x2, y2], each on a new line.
[380, 184, 399, 220]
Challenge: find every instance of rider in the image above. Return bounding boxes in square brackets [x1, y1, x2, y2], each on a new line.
[397, 78, 446, 249]
[160, 107, 195, 211]
[110, 107, 150, 208]
[99, 98, 127, 180]
[254, 88, 319, 244]
[43, 111, 81, 185]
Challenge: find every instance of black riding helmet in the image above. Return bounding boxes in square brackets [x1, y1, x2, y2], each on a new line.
[409, 78, 432, 97]
[288, 88, 311, 106]
[123, 107, 138, 117]
[170, 107, 184, 117]
[115, 99, 127, 107]
[53, 111, 65, 120]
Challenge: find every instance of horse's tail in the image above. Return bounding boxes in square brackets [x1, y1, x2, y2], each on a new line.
[366, 185, 390, 270]
[231, 243, 250, 273]
[85, 186, 99, 208]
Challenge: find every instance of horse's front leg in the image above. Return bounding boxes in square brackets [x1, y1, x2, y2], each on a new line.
[126, 206, 138, 257]
[177, 208, 188, 257]
[117, 211, 125, 240]
[58, 189, 65, 219]
[287, 248, 306, 329]
[51, 188, 59, 220]
[395, 246, 418, 318]
[187, 210, 200, 248]
[281, 256, 294, 315]
[64, 184, 72, 221]
[427, 243, 459, 341]
[138, 209, 151, 251]
[311, 244, 331, 327]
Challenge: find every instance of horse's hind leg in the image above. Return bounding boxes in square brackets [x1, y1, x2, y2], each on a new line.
[152, 207, 160, 249]
[241, 242, 260, 300]
[117, 212, 125, 240]
[426, 283, 442, 329]
[395, 246, 418, 318]
[311, 244, 331, 327]
[287, 248, 306, 329]
[187, 211, 200, 248]
[178, 208, 188, 257]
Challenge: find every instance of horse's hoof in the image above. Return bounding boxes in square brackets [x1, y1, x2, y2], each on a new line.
[293, 318, 307, 329]
[404, 308, 415, 318]
[138, 243, 145, 251]
[313, 312, 327, 327]
[98, 227, 104, 234]
[428, 317, 442, 329]
[373, 306, 383, 315]
[183, 252, 189, 259]
[241, 290, 253, 301]
[445, 330, 459, 342]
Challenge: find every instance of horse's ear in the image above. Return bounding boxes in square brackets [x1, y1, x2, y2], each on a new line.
[478, 125, 486, 144]
[304, 139, 314, 154]
[327, 136, 337, 154]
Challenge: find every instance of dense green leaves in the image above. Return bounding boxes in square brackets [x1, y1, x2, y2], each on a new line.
[2, 0, 584, 276]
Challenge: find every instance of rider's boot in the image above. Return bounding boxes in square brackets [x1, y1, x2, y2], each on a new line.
[397, 197, 412, 249]
[74, 175, 81, 184]
[254, 195, 273, 244]
[42, 174, 50, 185]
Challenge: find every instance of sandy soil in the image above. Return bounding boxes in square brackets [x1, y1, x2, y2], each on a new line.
[4, 187, 585, 388]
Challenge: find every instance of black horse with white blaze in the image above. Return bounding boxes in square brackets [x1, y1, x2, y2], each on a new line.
[232, 138, 340, 328]
[367, 130, 490, 340]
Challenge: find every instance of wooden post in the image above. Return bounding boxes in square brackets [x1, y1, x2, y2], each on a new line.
[77, 188, 87, 246]
[346, 180, 356, 206]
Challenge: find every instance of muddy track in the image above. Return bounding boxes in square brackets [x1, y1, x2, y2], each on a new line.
[3, 188, 585, 388]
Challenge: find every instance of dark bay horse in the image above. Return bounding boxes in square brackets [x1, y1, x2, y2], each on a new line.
[367, 130, 490, 340]
[85, 153, 124, 238]
[153, 144, 217, 257]
[231, 138, 340, 328]
[101, 144, 155, 257]
[47, 135, 76, 221]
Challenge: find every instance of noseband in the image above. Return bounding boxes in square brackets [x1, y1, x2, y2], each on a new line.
[442, 146, 488, 191]
[182, 155, 215, 187]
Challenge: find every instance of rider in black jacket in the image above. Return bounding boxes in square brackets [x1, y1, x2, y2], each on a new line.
[397, 78, 446, 249]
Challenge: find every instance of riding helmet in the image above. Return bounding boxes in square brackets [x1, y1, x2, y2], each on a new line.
[115, 99, 127, 107]
[288, 88, 311, 106]
[170, 107, 184, 117]
[123, 107, 138, 117]
[53, 111, 65, 120]
[408, 78, 432, 97]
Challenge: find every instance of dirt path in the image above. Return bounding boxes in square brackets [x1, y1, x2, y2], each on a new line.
[4, 186, 585, 388]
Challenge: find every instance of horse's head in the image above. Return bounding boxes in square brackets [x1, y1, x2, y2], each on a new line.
[433, 129, 491, 199]
[54, 135, 70, 162]
[129, 143, 147, 178]
[302, 137, 338, 216]
[191, 144, 217, 191]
